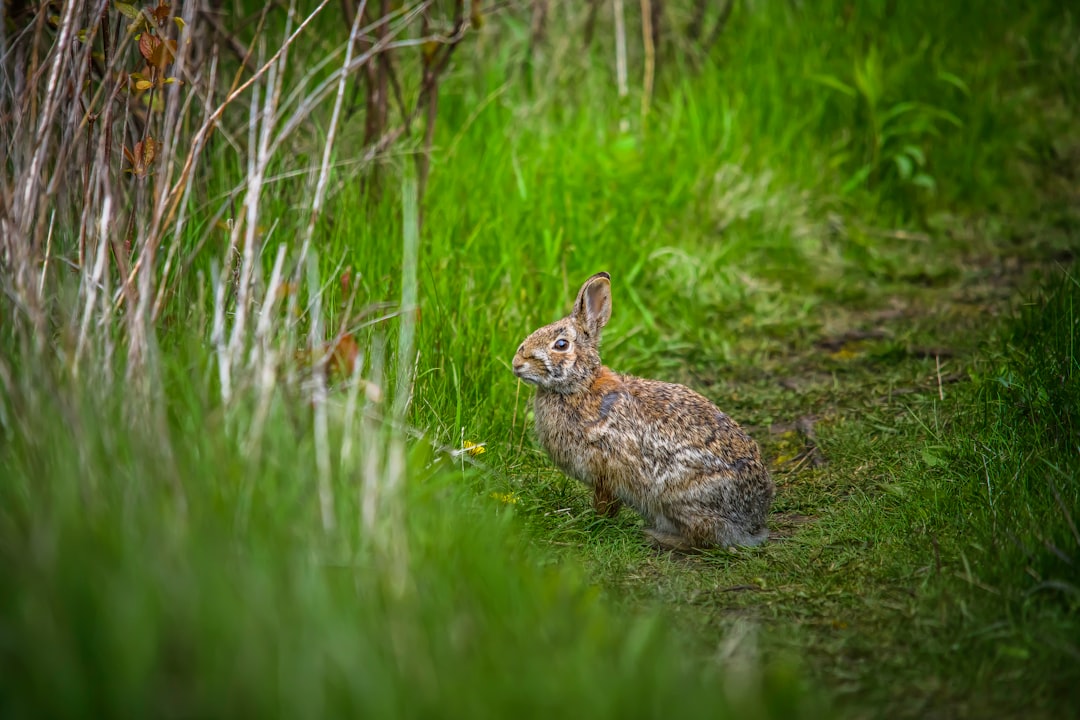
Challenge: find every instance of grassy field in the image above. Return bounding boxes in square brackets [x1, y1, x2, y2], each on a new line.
[1, 0, 1078, 717]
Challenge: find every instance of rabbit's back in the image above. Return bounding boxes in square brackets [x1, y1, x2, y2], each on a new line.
[533, 369, 773, 538]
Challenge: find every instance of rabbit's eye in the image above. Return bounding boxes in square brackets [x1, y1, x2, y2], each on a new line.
[553, 339, 570, 351]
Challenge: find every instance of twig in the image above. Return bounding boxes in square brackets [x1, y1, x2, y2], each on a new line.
[413, 0, 471, 216]
[198, 6, 258, 74]
[613, 0, 629, 131]
[307, 250, 337, 533]
[640, 0, 655, 122]
[307, 0, 369, 235]
[529, 0, 549, 54]
[935, 354, 944, 400]
[511, 376, 521, 436]
[930, 533, 942, 576]
[154, 0, 335, 252]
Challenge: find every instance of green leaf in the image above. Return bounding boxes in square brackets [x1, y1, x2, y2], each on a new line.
[902, 144, 926, 166]
[921, 448, 944, 467]
[937, 70, 971, 96]
[996, 645, 1030, 661]
[912, 173, 937, 191]
[806, 73, 856, 97]
[880, 102, 919, 124]
[115, 1, 140, 19]
[853, 46, 883, 107]
[841, 164, 873, 194]
[893, 153, 914, 179]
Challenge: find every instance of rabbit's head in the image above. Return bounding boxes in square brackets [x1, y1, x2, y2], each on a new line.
[512, 272, 612, 394]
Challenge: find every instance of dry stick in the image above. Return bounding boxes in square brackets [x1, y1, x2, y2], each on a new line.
[384, 172, 421, 593]
[416, 76, 438, 228]
[152, 0, 334, 251]
[612, 0, 629, 132]
[396, 170, 420, 423]
[359, 0, 391, 156]
[307, 251, 336, 533]
[5, 1, 81, 348]
[113, 0, 277, 314]
[38, 208, 54, 295]
[18, 0, 79, 236]
[511, 377, 521, 436]
[133, 1, 198, 374]
[152, 52, 220, 321]
[414, 4, 434, 214]
[339, 343, 369, 473]
[936, 354, 944, 400]
[640, 0, 655, 122]
[73, 195, 112, 372]
[517, 392, 531, 454]
[114, 0, 311, 313]
[198, 6, 258, 74]
[279, 0, 421, 130]
[414, 2, 471, 213]
[269, 6, 462, 159]
[243, 243, 289, 458]
[149, 0, 427, 260]
[53, 0, 128, 203]
[1045, 472, 1080, 549]
[529, 0, 549, 51]
[307, 0, 369, 238]
[374, 0, 391, 143]
[76, 0, 111, 269]
[223, 53, 272, 382]
[381, 46, 412, 136]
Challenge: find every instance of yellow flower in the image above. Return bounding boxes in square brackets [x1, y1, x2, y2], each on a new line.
[462, 440, 486, 456]
[491, 492, 518, 505]
[451, 440, 487, 458]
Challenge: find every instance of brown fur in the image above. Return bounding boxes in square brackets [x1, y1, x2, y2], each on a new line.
[512, 272, 775, 551]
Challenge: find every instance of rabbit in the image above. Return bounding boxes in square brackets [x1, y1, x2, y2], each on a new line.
[512, 272, 774, 552]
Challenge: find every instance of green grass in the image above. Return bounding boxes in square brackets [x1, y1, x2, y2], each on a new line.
[0, 358, 821, 718]
[2, 0, 1079, 717]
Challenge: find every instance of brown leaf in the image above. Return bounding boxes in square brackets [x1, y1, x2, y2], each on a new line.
[151, 0, 171, 26]
[138, 33, 159, 62]
[141, 136, 157, 165]
[327, 333, 360, 378]
[150, 38, 177, 70]
[127, 136, 158, 177]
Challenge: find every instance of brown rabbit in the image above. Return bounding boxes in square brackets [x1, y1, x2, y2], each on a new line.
[512, 272, 774, 551]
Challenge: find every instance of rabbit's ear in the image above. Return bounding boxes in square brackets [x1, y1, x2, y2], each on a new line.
[573, 272, 612, 336]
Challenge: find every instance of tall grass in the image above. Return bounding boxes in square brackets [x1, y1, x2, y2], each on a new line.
[0, 348, 823, 718]
[960, 271, 1080, 631]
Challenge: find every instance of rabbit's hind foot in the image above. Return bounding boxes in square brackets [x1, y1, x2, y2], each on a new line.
[643, 527, 699, 555]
